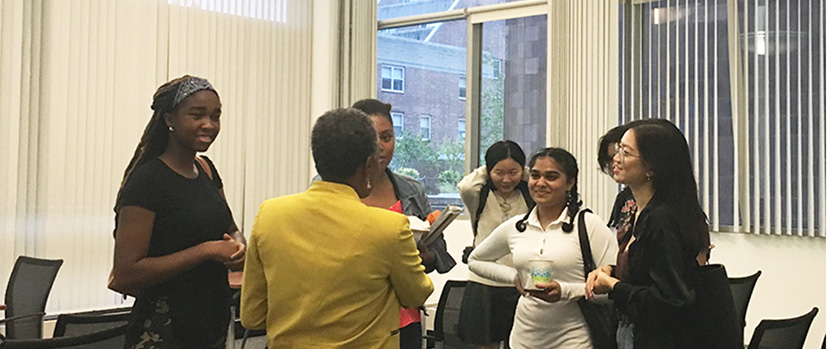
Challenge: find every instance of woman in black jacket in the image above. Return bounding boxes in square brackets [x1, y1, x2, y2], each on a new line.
[585, 119, 711, 348]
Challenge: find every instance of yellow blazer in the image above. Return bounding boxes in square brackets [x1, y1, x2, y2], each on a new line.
[241, 180, 434, 348]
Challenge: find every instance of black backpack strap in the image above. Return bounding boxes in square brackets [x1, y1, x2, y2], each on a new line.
[576, 209, 595, 279]
[472, 183, 492, 236]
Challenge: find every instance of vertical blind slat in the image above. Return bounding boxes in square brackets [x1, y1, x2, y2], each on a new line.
[712, 0, 720, 228]
[786, 0, 793, 234]
[806, 0, 815, 236]
[796, 0, 803, 235]
[774, 0, 781, 234]
[762, 0, 770, 235]
[820, 0, 826, 237]
[704, 0, 718, 223]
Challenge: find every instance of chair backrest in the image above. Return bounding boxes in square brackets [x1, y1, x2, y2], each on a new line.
[4, 256, 63, 339]
[53, 307, 131, 340]
[729, 270, 762, 328]
[433, 280, 470, 349]
[0, 323, 127, 349]
[748, 307, 819, 349]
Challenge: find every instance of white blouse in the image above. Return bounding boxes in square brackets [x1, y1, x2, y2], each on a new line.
[468, 207, 618, 349]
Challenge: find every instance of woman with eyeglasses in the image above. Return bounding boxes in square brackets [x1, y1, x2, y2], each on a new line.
[468, 148, 617, 348]
[598, 120, 667, 231]
[585, 120, 711, 348]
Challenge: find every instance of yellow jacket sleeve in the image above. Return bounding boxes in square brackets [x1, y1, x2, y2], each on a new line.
[388, 220, 434, 309]
[240, 207, 268, 330]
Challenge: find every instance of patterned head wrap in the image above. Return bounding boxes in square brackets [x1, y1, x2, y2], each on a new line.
[172, 76, 215, 109]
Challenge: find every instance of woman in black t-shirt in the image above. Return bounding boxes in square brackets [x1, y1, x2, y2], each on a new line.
[110, 75, 246, 348]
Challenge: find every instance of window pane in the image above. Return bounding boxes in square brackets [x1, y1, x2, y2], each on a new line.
[738, 0, 824, 235]
[378, 20, 466, 208]
[479, 16, 548, 164]
[624, 1, 736, 227]
[620, 0, 825, 235]
[391, 112, 404, 137]
[420, 116, 431, 139]
[378, 0, 525, 21]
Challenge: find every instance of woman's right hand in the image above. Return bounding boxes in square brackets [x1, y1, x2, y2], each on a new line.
[203, 233, 240, 263]
[585, 264, 613, 300]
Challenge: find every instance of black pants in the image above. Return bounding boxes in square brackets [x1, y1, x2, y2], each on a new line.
[400, 321, 422, 349]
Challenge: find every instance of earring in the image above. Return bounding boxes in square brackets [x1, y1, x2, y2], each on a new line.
[366, 178, 372, 190]
[168, 126, 175, 132]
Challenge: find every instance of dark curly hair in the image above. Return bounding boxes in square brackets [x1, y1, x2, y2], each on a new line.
[312, 108, 379, 182]
[352, 98, 393, 124]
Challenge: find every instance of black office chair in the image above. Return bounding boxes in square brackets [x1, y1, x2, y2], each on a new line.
[747, 307, 818, 349]
[729, 270, 762, 328]
[0, 256, 63, 340]
[0, 323, 127, 348]
[52, 306, 131, 348]
[424, 280, 474, 349]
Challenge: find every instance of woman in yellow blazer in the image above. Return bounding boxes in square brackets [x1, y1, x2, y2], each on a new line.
[241, 108, 434, 349]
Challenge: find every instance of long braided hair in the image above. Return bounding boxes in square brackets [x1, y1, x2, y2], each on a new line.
[113, 76, 196, 222]
[516, 148, 581, 233]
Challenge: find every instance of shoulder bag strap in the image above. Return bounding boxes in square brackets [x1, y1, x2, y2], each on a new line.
[471, 184, 491, 237]
[195, 155, 214, 181]
[577, 208, 596, 279]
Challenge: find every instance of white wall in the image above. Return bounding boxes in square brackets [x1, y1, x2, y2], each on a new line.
[710, 233, 826, 348]
[427, 218, 826, 348]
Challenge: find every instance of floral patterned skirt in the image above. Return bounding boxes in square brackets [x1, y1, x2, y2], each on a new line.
[124, 297, 226, 349]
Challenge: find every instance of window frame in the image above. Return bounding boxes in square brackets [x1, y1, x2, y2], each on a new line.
[619, 0, 825, 236]
[378, 0, 548, 174]
[391, 112, 404, 138]
[419, 115, 431, 140]
[381, 64, 405, 93]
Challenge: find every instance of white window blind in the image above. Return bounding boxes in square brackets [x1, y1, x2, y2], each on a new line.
[0, 0, 313, 314]
[620, 0, 824, 237]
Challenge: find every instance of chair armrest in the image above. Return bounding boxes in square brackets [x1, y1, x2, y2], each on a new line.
[0, 312, 45, 326]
